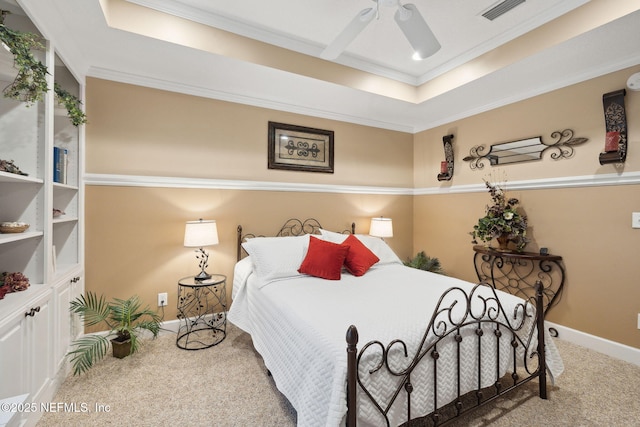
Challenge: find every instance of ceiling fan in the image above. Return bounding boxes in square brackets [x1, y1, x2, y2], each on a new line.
[320, 0, 441, 61]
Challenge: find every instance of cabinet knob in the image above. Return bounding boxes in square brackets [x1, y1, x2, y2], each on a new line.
[24, 306, 41, 317]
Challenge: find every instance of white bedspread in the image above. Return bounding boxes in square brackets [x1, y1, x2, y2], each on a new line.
[229, 259, 563, 427]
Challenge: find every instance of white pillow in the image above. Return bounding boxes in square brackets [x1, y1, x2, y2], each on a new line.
[241, 235, 310, 282]
[319, 228, 348, 244]
[319, 229, 402, 266]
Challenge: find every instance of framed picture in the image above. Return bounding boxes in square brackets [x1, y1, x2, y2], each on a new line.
[268, 122, 334, 173]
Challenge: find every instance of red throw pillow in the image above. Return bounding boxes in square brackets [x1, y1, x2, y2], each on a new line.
[342, 234, 380, 276]
[298, 236, 350, 280]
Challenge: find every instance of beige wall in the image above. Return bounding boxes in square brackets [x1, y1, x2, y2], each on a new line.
[413, 65, 640, 349]
[86, 79, 413, 187]
[84, 78, 414, 323]
[85, 66, 640, 349]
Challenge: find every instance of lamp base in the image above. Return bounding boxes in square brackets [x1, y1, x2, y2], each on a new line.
[194, 271, 212, 281]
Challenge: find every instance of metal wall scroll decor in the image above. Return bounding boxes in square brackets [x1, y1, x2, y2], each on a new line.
[599, 89, 627, 165]
[268, 122, 334, 173]
[437, 134, 454, 181]
[462, 129, 588, 170]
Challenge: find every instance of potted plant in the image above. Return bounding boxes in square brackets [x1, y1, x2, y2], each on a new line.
[67, 292, 162, 375]
[470, 178, 529, 251]
[404, 251, 445, 274]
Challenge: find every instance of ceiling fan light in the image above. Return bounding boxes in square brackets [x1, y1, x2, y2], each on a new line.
[395, 4, 441, 59]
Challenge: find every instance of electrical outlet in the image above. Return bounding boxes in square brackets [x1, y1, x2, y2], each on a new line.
[632, 212, 640, 229]
[158, 292, 168, 307]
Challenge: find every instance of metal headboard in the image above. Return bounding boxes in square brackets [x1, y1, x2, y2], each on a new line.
[237, 218, 355, 261]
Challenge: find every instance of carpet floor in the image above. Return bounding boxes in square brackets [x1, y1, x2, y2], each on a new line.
[37, 323, 640, 426]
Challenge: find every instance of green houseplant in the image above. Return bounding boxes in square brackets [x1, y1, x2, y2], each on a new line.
[68, 292, 162, 375]
[404, 251, 445, 274]
[470, 178, 529, 251]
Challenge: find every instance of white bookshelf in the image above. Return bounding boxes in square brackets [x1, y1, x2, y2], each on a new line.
[0, 2, 84, 426]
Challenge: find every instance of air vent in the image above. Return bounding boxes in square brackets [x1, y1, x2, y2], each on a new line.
[482, 0, 526, 21]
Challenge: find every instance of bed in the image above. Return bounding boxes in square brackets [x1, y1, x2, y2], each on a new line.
[228, 218, 563, 427]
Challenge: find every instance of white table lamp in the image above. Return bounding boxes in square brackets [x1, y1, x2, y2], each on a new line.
[369, 217, 393, 239]
[184, 219, 219, 280]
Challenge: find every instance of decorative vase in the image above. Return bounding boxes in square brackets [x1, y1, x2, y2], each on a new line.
[111, 335, 132, 359]
[496, 234, 510, 251]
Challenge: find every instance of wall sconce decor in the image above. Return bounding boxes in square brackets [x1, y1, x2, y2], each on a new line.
[463, 129, 588, 170]
[184, 219, 219, 281]
[599, 89, 628, 165]
[437, 134, 454, 181]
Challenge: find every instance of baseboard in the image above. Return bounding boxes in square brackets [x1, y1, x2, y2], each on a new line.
[546, 321, 640, 367]
[159, 318, 181, 334]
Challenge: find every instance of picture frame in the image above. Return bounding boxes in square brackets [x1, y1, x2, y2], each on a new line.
[268, 122, 334, 173]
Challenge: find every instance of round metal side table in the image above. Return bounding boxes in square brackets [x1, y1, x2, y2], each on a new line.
[176, 274, 227, 350]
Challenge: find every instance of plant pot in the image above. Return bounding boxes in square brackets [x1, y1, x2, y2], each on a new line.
[110, 335, 132, 359]
[496, 234, 510, 251]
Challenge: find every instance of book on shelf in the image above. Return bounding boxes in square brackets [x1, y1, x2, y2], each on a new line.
[53, 146, 68, 184]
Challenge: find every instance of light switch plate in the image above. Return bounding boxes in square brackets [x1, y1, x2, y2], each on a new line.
[633, 212, 640, 229]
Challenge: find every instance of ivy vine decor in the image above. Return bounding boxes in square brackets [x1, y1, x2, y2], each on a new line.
[0, 12, 48, 105]
[0, 11, 87, 126]
[54, 83, 87, 126]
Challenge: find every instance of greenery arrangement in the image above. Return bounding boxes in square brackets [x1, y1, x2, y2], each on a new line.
[68, 292, 161, 375]
[54, 82, 87, 126]
[470, 177, 529, 251]
[404, 251, 445, 274]
[0, 14, 87, 126]
[0, 20, 48, 105]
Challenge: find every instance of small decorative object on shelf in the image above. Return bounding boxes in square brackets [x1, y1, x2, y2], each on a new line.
[469, 173, 529, 251]
[0, 159, 27, 176]
[437, 134, 454, 181]
[0, 271, 30, 299]
[52, 208, 65, 218]
[0, 221, 29, 233]
[599, 89, 627, 165]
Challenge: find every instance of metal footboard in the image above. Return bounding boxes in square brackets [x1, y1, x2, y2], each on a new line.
[346, 281, 547, 426]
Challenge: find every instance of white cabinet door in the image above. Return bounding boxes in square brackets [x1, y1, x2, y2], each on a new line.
[54, 279, 71, 371]
[0, 312, 28, 400]
[53, 271, 83, 372]
[27, 292, 53, 404]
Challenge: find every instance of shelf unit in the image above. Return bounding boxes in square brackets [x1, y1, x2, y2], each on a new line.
[0, 2, 84, 426]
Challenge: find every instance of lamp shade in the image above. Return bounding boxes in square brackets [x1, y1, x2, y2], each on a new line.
[369, 217, 393, 238]
[184, 219, 219, 248]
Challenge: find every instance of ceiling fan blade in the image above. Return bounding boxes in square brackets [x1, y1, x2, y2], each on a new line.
[394, 3, 441, 60]
[321, 7, 376, 60]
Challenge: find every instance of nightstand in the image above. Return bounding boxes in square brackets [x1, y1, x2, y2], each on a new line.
[176, 274, 227, 350]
